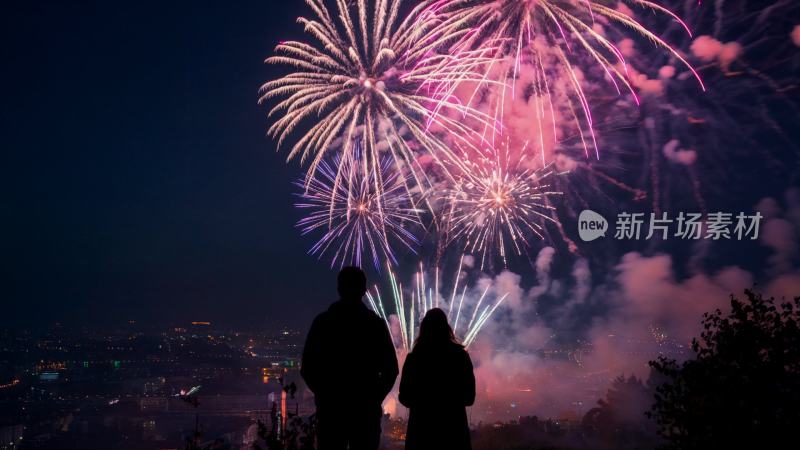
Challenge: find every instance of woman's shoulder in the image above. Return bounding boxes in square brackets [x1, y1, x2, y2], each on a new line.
[450, 340, 468, 352]
[450, 343, 472, 363]
[410, 341, 468, 358]
[438, 341, 468, 360]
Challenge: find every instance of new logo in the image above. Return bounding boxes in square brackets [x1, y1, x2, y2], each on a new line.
[578, 210, 608, 241]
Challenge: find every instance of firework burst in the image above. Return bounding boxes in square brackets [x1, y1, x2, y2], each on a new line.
[431, 0, 705, 158]
[365, 258, 508, 350]
[295, 146, 423, 269]
[545, 0, 800, 226]
[260, 0, 501, 209]
[443, 142, 564, 269]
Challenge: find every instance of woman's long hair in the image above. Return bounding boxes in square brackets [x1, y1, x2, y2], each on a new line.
[413, 308, 462, 350]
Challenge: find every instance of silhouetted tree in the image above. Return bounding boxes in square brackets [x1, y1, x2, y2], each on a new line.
[252, 418, 281, 450]
[581, 375, 660, 449]
[284, 413, 317, 450]
[252, 382, 316, 450]
[185, 437, 227, 450]
[648, 289, 800, 449]
[252, 414, 316, 450]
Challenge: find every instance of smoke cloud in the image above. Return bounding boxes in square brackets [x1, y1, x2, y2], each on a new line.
[690, 36, 742, 71]
[457, 191, 800, 422]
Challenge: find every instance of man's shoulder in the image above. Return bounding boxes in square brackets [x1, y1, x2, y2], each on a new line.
[360, 306, 386, 329]
[362, 306, 382, 320]
[309, 308, 334, 329]
[310, 300, 386, 336]
[324, 300, 382, 319]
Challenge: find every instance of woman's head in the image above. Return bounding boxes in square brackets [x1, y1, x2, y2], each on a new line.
[414, 308, 461, 349]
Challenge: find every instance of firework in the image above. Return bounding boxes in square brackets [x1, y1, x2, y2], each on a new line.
[431, 0, 705, 158]
[260, 0, 501, 210]
[295, 146, 423, 269]
[365, 258, 509, 349]
[442, 141, 564, 269]
[548, 0, 800, 222]
[615, 0, 800, 215]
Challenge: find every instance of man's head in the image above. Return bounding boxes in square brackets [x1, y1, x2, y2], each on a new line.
[337, 266, 367, 301]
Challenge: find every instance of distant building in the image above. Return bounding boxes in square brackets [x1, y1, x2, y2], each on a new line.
[0, 424, 24, 449]
[144, 377, 166, 395]
[38, 372, 59, 382]
[189, 321, 212, 336]
[140, 397, 169, 412]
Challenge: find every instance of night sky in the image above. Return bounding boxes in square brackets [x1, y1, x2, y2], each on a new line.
[3, 1, 798, 334]
[2, 0, 336, 330]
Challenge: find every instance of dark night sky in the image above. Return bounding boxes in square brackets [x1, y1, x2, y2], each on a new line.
[2, 1, 798, 334]
[1, 0, 337, 330]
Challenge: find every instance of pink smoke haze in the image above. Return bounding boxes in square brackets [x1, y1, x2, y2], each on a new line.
[446, 59, 562, 169]
[658, 65, 676, 79]
[662, 139, 698, 165]
[690, 36, 742, 70]
[458, 191, 800, 422]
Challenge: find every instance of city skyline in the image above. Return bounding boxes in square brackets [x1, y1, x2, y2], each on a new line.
[3, 1, 799, 448]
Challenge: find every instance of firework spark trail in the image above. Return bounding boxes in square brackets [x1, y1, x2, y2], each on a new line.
[463, 291, 508, 347]
[261, 0, 504, 218]
[295, 146, 423, 269]
[447, 254, 465, 317]
[443, 140, 565, 269]
[366, 260, 507, 350]
[430, 0, 704, 159]
[568, 0, 800, 218]
[466, 284, 490, 331]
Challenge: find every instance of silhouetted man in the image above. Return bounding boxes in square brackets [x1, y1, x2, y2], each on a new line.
[301, 266, 399, 450]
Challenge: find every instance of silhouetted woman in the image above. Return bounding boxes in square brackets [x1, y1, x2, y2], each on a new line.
[399, 308, 475, 450]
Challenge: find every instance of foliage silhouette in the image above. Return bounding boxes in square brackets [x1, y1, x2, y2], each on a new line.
[648, 289, 800, 449]
[581, 375, 660, 449]
[251, 377, 316, 450]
